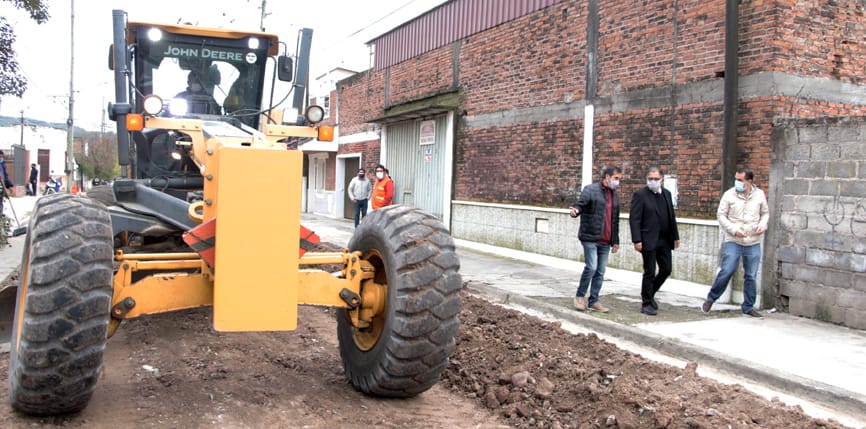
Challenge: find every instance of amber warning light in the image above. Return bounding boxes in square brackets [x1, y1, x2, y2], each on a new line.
[317, 125, 334, 142]
[126, 114, 144, 131]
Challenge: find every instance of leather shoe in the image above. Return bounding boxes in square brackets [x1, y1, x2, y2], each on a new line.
[589, 302, 609, 313]
[573, 296, 586, 311]
[640, 305, 657, 316]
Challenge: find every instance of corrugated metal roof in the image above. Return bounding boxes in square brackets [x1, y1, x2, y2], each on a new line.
[371, 0, 563, 70]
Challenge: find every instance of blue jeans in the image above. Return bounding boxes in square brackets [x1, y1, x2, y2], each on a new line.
[353, 199, 368, 227]
[707, 241, 761, 313]
[577, 241, 611, 306]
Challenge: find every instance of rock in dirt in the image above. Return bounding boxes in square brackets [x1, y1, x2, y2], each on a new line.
[536, 377, 555, 398]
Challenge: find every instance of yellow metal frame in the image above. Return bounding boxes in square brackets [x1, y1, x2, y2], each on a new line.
[108, 249, 380, 336]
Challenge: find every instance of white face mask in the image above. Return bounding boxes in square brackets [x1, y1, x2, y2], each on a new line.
[190, 83, 203, 92]
[607, 180, 620, 190]
[647, 179, 662, 192]
[376, 172, 384, 180]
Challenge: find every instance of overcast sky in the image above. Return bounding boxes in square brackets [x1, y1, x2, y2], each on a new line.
[0, 0, 446, 131]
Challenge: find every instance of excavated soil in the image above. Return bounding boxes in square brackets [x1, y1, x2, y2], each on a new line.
[0, 242, 854, 429]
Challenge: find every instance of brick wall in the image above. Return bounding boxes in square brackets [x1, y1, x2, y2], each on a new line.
[772, 116, 866, 329]
[334, 0, 866, 297]
[339, 140, 382, 173]
[340, 0, 865, 217]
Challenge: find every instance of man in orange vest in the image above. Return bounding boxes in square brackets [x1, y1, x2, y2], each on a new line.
[371, 164, 394, 209]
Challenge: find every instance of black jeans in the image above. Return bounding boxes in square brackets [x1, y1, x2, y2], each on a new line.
[29, 180, 37, 196]
[640, 239, 672, 308]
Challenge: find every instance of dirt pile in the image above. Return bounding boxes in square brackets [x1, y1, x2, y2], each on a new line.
[442, 293, 848, 429]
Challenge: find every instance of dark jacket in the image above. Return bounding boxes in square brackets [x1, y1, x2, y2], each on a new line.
[629, 186, 679, 250]
[0, 159, 12, 188]
[572, 182, 620, 244]
[29, 166, 38, 182]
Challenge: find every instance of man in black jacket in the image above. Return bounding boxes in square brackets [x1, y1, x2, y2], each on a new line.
[630, 167, 680, 316]
[28, 164, 38, 196]
[569, 165, 622, 313]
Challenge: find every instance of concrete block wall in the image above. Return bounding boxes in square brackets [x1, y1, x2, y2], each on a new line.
[772, 116, 866, 329]
[452, 201, 726, 292]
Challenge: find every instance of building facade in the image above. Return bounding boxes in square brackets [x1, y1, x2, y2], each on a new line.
[333, 0, 866, 328]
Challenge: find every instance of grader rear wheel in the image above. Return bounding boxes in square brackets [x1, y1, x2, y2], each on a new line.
[8, 194, 114, 415]
[337, 205, 461, 397]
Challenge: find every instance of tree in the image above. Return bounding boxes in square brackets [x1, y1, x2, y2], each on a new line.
[75, 131, 119, 180]
[0, 0, 49, 97]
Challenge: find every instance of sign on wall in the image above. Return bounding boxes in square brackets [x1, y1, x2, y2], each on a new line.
[419, 120, 435, 145]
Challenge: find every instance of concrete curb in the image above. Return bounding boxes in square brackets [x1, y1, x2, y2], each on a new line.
[466, 281, 866, 420]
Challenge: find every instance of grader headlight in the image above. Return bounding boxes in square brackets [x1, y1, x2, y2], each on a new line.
[306, 105, 325, 124]
[147, 27, 163, 42]
[143, 95, 164, 116]
[170, 98, 189, 116]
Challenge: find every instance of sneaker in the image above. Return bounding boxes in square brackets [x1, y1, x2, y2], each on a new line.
[743, 309, 764, 319]
[701, 300, 713, 313]
[589, 302, 610, 313]
[640, 305, 657, 316]
[573, 296, 586, 311]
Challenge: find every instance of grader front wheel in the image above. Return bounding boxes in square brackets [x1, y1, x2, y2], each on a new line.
[8, 194, 114, 415]
[337, 205, 462, 397]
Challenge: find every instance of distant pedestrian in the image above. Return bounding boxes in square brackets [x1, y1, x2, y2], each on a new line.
[347, 168, 373, 227]
[371, 164, 394, 209]
[28, 164, 38, 196]
[701, 168, 769, 319]
[0, 150, 13, 214]
[630, 167, 680, 316]
[569, 165, 622, 313]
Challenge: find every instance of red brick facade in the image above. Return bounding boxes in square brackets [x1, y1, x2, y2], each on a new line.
[336, 0, 866, 218]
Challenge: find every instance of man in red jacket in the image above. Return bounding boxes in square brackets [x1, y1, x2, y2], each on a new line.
[371, 164, 394, 209]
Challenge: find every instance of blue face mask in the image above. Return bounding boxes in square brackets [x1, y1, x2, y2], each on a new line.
[734, 180, 746, 193]
[358, 173, 365, 179]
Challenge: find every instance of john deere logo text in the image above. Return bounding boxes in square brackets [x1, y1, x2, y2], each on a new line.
[162, 45, 244, 61]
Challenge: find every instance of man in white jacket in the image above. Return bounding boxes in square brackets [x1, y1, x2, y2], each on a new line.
[701, 168, 770, 318]
[347, 168, 373, 228]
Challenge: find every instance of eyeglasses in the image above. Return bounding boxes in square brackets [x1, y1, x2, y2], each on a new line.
[647, 177, 661, 181]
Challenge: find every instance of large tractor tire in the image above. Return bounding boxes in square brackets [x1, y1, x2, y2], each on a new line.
[337, 205, 461, 397]
[8, 194, 114, 415]
[85, 185, 116, 207]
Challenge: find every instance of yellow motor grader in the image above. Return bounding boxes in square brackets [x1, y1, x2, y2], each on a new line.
[3, 10, 461, 415]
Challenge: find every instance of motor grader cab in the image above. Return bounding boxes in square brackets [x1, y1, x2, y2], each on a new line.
[4, 10, 461, 415]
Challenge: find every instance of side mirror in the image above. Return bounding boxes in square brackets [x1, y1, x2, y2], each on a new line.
[108, 44, 114, 70]
[277, 55, 293, 82]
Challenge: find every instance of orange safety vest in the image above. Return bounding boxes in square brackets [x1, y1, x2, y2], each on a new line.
[371, 176, 394, 209]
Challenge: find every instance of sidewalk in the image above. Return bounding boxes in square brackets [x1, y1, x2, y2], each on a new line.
[1, 201, 864, 426]
[297, 212, 866, 427]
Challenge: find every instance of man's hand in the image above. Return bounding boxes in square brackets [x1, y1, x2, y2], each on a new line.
[674, 240, 680, 249]
[612, 244, 619, 254]
[753, 227, 765, 235]
[569, 207, 579, 218]
[633, 242, 643, 252]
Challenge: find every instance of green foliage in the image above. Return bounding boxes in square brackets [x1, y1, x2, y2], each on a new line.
[0, 0, 50, 97]
[75, 132, 119, 180]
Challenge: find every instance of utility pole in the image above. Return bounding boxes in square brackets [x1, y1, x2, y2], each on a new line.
[66, 0, 75, 192]
[19, 111, 24, 147]
[259, 0, 268, 31]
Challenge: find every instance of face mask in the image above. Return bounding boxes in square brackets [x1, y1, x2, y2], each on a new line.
[647, 179, 661, 192]
[190, 83, 203, 92]
[376, 172, 384, 180]
[358, 173, 365, 179]
[608, 180, 620, 190]
[734, 180, 746, 193]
